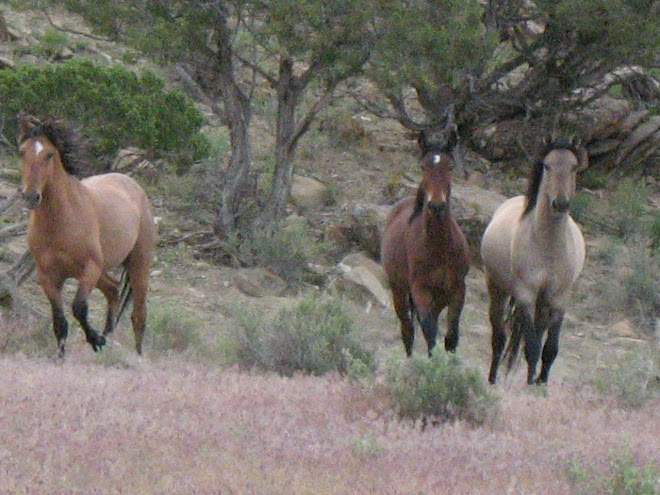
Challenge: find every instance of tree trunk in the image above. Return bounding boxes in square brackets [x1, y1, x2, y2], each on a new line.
[260, 58, 300, 225]
[212, 10, 252, 238]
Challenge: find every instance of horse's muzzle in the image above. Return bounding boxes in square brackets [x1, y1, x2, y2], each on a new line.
[427, 201, 447, 218]
[552, 196, 570, 214]
[22, 191, 42, 210]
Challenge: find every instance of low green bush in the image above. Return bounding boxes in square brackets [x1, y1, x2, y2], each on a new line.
[569, 450, 660, 495]
[385, 353, 498, 427]
[147, 304, 203, 354]
[227, 291, 375, 377]
[0, 58, 209, 171]
[591, 350, 660, 409]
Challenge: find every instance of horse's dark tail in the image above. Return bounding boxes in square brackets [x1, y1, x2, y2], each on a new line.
[115, 267, 133, 326]
[503, 298, 524, 375]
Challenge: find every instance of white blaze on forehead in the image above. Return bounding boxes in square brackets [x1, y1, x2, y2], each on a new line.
[433, 154, 441, 165]
[34, 140, 44, 156]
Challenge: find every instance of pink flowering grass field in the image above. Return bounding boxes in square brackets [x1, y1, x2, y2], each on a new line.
[0, 350, 658, 494]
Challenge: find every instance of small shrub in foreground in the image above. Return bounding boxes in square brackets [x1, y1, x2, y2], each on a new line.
[228, 292, 375, 377]
[147, 304, 202, 354]
[591, 350, 660, 409]
[385, 353, 498, 427]
[0, 314, 51, 357]
[569, 450, 660, 495]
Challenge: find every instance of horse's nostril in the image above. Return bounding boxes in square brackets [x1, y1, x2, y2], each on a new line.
[23, 191, 42, 210]
[552, 197, 570, 213]
[428, 201, 447, 216]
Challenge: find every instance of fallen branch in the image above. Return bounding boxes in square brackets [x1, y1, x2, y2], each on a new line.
[0, 250, 35, 307]
[0, 220, 27, 242]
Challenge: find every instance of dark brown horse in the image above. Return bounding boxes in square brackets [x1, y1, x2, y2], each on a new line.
[381, 134, 470, 357]
[18, 116, 156, 357]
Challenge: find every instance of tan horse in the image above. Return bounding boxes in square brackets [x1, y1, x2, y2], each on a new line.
[480, 137, 587, 385]
[18, 116, 156, 357]
[381, 132, 470, 357]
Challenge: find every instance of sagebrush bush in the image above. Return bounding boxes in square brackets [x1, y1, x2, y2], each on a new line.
[385, 353, 498, 427]
[591, 350, 660, 409]
[609, 179, 647, 240]
[147, 304, 203, 354]
[0, 58, 209, 171]
[0, 314, 51, 357]
[237, 219, 326, 284]
[569, 450, 660, 495]
[227, 292, 375, 377]
[569, 191, 592, 225]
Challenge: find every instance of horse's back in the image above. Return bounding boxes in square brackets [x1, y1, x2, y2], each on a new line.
[82, 173, 155, 268]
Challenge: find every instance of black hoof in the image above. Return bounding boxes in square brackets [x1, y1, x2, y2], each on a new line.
[444, 335, 458, 353]
[89, 334, 106, 352]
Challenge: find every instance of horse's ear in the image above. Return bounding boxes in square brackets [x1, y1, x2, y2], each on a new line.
[18, 115, 39, 143]
[445, 125, 458, 151]
[418, 130, 429, 157]
[576, 145, 589, 171]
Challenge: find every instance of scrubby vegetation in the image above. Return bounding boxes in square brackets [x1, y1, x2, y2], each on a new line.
[226, 291, 375, 377]
[0, 59, 208, 171]
[384, 353, 498, 426]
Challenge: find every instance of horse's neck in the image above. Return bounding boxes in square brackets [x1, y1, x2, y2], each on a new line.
[422, 214, 453, 249]
[531, 197, 570, 245]
[35, 172, 86, 224]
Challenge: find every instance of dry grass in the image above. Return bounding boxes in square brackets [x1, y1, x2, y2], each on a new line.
[0, 351, 658, 495]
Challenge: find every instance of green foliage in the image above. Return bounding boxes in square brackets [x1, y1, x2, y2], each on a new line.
[237, 219, 327, 284]
[592, 350, 660, 409]
[385, 353, 498, 427]
[570, 191, 592, 224]
[226, 291, 375, 377]
[0, 59, 208, 171]
[609, 179, 647, 240]
[569, 450, 660, 495]
[0, 315, 51, 358]
[370, 0, 495, 93]
[37, 27, 68, 58]
[147, 304, 203, 354]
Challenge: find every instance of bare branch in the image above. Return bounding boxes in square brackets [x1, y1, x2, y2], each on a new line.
[174, 64, 227, 124]
[43, 9, 112, 42]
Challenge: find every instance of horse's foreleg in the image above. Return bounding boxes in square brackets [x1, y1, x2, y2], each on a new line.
[487, 282, 507, 384]
[536, 309, 564, 384]
[444, 284, 465, 353]
[392, 287, 415, 357]
[520, 304, 542, 385]
[72, 265, 106, 352]
[412, 286, 437, 357]
[39, 274, 68, 358]
[97, 272, 120, 336]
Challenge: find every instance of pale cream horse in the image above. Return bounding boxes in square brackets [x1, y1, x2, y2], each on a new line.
[481, 137, 587, 384]
[18, 116, 156, 357]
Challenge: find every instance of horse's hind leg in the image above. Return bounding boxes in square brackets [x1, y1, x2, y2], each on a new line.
[72, 263, 106, 352]
[125, 250, 151, 355]
[537, 309, 564, 384]
[486, 279, 507, 384]
[96, 271, 120, 336]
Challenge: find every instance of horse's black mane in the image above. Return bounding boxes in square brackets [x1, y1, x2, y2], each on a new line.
[19, 117, 83, 176]
[522, 137, 580, 217]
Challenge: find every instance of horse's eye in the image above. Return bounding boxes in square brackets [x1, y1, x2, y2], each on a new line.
[543, 163, 550, 171]
[45, 152, 54, 162]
